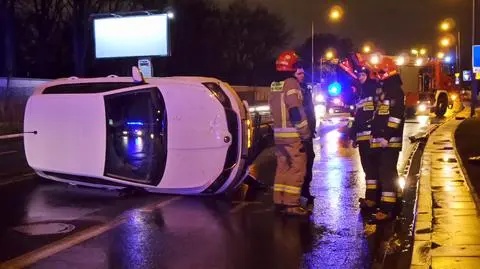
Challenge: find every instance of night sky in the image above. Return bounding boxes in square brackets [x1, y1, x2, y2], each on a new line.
[216, 0, 473, 66]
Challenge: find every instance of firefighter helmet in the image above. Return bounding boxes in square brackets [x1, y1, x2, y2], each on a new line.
[276, 51, 300, 72]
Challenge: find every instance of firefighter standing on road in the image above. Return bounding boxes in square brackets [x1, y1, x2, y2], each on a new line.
[369, 57, 405, 222]
[350, 64, 381, 211]
[269, 51, 311, 216]
[295, 67, 316, 210]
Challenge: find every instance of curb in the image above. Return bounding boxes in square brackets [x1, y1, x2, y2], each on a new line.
[452, 120, 480, 215]
[0, 133, 23, 140]
[410, 116, 458, 268]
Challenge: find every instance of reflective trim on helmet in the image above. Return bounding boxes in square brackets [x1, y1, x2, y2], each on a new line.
[381, 196, 397, 203]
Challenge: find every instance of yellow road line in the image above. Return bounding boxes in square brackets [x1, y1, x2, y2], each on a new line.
[0, 196, 182, 269]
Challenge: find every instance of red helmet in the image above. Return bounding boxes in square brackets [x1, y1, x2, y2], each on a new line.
[276, 50, 300, 72]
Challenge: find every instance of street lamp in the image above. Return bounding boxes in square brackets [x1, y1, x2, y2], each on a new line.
[420, 48, 427, 56]
[311, 5, 344, 85]
[328, 5, 344, 22]
[363, 45, 372, 54]
[437, 52, 445, 59]
[438, 19, 461, 72]
[411, 49, 419, 56]
[325, 50, 335, 60]
[440, 36, 452, 47]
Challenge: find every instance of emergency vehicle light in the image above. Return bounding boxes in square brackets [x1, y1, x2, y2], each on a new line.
[127, 121, 144, 126]
[328, 82, 342, 97]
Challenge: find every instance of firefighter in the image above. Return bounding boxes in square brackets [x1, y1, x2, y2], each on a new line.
[270, 50, 311, 216]
[295, 67, 316, 210]
[351, 65, 381, 211]
[369, 57, 405, 222]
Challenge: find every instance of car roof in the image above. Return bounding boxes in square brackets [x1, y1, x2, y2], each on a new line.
[33, 76, 224, 95]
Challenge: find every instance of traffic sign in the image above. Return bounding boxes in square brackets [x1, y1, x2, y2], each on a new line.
[473, 45, 480, 73]
[463, 70, 472, 81]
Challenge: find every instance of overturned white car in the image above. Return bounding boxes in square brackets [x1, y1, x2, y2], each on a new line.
[24, 71, 251, 194]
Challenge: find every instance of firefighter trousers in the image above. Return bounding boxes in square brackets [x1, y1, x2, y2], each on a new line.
[273, 141, 307, 206]
[301, 139, 315, 200]
[358, 142, 380, 203]
[374, 148, 400, 214]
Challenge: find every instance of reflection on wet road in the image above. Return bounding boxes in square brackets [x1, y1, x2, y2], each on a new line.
[0, 116, 431, 269]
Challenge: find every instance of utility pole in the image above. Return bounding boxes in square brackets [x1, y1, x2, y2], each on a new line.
[472, 0, 480, 117]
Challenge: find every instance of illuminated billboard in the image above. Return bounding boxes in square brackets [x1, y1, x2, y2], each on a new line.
[93, 14, 169, 59]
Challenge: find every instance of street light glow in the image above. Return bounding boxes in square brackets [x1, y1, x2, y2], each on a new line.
[440, 22, 450, 31]
[167, 11, 174, 19]
[420, 48, 427, 55]
[325, 50, 335, 60]
[363, 45, 371, 54]
[440, 37, 451, 47]
[439, 18, 456, 32]
[437, 52, 445, 59]
[328, 5, 344, 22]
[411, 49, 419, 55]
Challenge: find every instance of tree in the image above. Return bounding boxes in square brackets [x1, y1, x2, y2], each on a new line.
[297, 33, 354, 84]
[220, 0, 291, 85]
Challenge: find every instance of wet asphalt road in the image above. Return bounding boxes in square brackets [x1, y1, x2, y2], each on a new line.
[0, 114, 445, 269]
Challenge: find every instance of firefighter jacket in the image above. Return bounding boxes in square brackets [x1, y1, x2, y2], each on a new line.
[299, 82, 316, 137]
[370, 75, 405, 150]
[269, 77, 311, 144]
[349, 79, 379, 143]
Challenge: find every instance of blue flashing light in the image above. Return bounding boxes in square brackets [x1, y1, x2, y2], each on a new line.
[328, 82, 342, 97]
[444, 56, 452, 63]
[127, 121, 144, 126]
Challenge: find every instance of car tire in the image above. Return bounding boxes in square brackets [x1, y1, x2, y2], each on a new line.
[435, 94, 448, 117]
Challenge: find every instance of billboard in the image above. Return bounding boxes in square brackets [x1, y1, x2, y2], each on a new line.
[93, 14, 169, 59]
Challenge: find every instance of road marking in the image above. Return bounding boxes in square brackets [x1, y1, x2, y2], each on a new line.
[0, 196, 182, 268]
[0, 173, 37, 187]
[0, 150, 17, 156]
[0, 134, 23, 140]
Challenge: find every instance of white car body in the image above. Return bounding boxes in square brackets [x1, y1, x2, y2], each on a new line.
[24, 76, 250, 194]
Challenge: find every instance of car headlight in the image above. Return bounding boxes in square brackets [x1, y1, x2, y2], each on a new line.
[314, 104, 326, 118]
[329, 108, 334, 114]
[333, 98, 342, 105]
[315, 94, 325, 103]
[418, 104, 427, 112]
[135, 130, 143, 136]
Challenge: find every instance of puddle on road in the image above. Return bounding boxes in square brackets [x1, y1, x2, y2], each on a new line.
[13, 222, 76, 235]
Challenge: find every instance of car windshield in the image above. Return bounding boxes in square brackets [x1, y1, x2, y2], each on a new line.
[104, 87, 167, 185]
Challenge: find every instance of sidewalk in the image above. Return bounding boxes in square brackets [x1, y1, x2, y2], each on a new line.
[411, 109, 480, 269]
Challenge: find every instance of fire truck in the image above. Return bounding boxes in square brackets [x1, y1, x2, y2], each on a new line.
[396, 57, 460, 117]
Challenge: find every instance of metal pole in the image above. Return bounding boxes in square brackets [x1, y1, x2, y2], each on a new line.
[311, 20, 314, 85]
[472, 0, 478, 117]
[458, 31, 462, 72]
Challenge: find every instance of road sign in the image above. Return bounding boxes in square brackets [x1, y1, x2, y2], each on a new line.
[473, 45, 480, 73]
[463, 70, 472, 81]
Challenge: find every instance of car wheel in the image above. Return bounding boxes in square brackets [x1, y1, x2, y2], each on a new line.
[435, 94, 448, 117]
